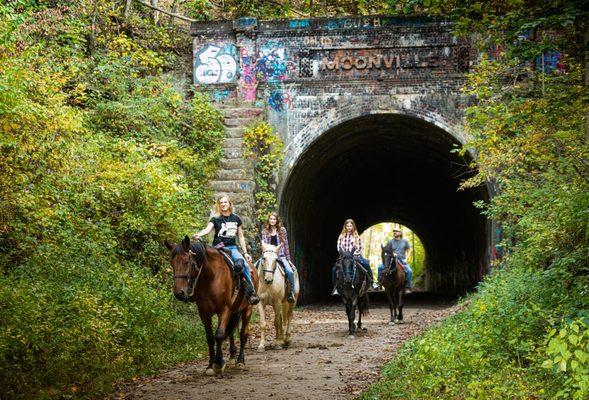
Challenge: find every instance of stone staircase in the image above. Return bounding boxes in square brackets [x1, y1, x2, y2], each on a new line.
[209, 104, 264, 229]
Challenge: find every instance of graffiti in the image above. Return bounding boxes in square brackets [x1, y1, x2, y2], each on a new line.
[268, 90, 293, 112]
[239, 47, 257, 101]
[289, 19, 310, 29]
[213, 89, 231, 102]
[327, 17, 381, 30]
[194, 44, 237, 84]
[303, 36, 333, 47]
[536, 51, 565, 73]
[256, 42, 288, 82]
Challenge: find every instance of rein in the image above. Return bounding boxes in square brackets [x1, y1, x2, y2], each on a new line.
[173, 248, 204, 297]
[262, 249, 279, 276]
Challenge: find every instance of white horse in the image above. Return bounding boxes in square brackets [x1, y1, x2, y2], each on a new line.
[257, 242, 299, 351]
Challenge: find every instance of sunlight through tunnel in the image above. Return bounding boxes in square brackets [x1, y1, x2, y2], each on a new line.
[280, 114, 492, 304]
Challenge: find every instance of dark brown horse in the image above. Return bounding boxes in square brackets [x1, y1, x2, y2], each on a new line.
[335, 250, 370, 338]
[380, 243, 406, 325]
[165, 235, 258, 375]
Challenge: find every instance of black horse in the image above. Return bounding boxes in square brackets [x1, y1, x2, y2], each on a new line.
[335, 250, 370, 338]
[381, 243, 406, 325]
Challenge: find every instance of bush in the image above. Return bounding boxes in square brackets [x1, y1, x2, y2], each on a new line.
[361, 266, 588, 400]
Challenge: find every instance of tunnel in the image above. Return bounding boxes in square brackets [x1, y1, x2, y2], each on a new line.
[280, 114, 491, 304]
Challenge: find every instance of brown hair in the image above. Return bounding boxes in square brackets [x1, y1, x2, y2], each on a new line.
[263, 211, 286, 243]
[339, 218, 360, 247]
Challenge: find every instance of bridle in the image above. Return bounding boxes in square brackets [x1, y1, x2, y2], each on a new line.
[382, 249, 398, 275]
[262, 248, 279, 279]
[173, 248, 204, 296]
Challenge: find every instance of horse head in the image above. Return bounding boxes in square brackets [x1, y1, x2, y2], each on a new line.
[339, 249, 356, 285]
[261, 242, 281, 285]
[381, 243, 397, 276]
[165, 235, 203, 302]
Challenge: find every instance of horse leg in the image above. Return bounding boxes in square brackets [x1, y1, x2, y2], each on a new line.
[273, 300, 284, 349]
[236, 305, 253, 367]
[347, 302, 356, 338]
[213, 308, 231, 373]
[201, 315, 216, 376]
[397, 289, 404, 323]
[257, 302, 267, 352]
[282, 301, 293, 347]
[385, 289, 395, 325]
[225, 314, 240, 364]
[358, 295, 367, 332]
[392, 289, 399, 324]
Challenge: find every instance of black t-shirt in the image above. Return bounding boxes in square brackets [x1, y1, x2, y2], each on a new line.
[270, 234, 279, 246]
[209, 213, 242, 247]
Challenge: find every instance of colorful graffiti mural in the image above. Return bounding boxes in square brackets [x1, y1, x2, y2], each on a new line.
[256, 42, 288, 82]
[194, 44, 238, 84]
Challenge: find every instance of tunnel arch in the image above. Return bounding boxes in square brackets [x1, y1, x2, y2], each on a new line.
[279, 112, 491, 304]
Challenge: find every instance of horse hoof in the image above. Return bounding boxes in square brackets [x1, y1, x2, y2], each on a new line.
[283, 341, 291, 349]
[397, 320, 405, 324]
[389, 321, 396, 326]
[213, 363, 225, 374]
[272, 343, 284, 350]
[347, 335, 355, 339]
[360, 327, 367, 332]
[257, 345, 265, 352]
[229, 357, 237, 366]
[205, 368, 215, 376]
[235, 362, 245, 369]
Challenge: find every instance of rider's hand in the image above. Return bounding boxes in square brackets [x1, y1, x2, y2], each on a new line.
[192, 233, 200, 241]
[244, 253, 252, 263]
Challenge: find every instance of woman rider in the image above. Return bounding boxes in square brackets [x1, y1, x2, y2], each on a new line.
[331, 218, 377, 296]
[193, 194, 259, 305]
[261, 212, 296, 303]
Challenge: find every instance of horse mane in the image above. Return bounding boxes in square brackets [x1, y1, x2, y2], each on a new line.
[171, 240, 207, 267]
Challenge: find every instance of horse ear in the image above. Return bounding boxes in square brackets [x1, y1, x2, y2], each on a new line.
[182, 235, 191, 252]
[276, 243, 282, 252]
[381, 243, 384, 250]
[165, 241, 174, 251]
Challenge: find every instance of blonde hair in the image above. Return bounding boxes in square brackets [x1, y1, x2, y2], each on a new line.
[213, 193, 234, 217]
[339, 218, 360, 247]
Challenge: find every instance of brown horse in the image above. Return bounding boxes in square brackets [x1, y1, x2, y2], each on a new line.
[380, 243, 406, 325]
[165, 235, 258, 375]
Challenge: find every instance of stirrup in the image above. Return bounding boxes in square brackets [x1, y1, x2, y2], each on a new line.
[404, 288, 412, 294]
[331, 287, 339, 296]
[248, 293, 260, 305]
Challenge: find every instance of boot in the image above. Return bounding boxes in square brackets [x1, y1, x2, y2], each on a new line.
[287, 291, 295, 303]
[237, 260, 259, 305]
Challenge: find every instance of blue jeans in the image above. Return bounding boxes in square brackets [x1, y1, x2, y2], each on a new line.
[225, 245, 253, 282]
[378, 261, 412, 288]
[277, 257, 295, 291]
[332, 255, 373, 285]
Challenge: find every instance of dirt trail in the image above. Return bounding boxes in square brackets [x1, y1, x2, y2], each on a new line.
[117, 294, 459, 400]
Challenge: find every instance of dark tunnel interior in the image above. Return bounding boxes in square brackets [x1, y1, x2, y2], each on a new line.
[280, 114, 491, 304]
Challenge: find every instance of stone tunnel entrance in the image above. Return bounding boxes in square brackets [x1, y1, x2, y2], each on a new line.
[280, 114, 490, 304]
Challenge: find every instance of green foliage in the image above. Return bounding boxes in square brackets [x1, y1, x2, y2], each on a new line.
[361, 266, 589, 399]
[242, 121, 285, 228]
[543, 318, 589, 399]
[0, 1, 222, 398]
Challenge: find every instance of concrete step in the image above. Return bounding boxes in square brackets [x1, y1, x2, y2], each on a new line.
[223, 117, 257, 128]
[210, 180, 255, 193]
[222, 137, 243, 148]
[222, 108, 263, 119]
[225, 127, 245, 138]
[219, 159, 252, 169]
[215, 168, 253, 180]
[221, 148, 245, 159]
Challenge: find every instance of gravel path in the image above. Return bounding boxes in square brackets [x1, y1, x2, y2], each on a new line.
[116, 294, 459, 400]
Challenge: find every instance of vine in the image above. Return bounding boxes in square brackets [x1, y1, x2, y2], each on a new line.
[242, 121, 284, 228]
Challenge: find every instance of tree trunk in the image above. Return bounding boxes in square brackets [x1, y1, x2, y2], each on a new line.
[124, 0, 133, 19]
[151, 0, 160, 25]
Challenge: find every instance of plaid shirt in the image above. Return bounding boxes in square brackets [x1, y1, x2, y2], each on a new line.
[261, 227, 291, 261]
[337, 233, 362, 255]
